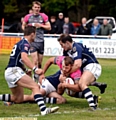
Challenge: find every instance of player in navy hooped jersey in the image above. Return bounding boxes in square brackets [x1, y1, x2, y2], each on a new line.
[58, 34, 107, 110]
[0, 26, 59, 115]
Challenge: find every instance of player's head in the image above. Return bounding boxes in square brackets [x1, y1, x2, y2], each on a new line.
[24, 26, 36, 42]
[29, 9, 33, 14]
[58, 34, 73, 51]
[32, 1, 41, 15]
[62, 56, 74, 74]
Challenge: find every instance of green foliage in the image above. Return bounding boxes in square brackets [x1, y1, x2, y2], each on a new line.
[3, 0, 18, 14]
[42, 0, 79, 14]
[1, 0, 116, 22]
[0, 55, 116, 120]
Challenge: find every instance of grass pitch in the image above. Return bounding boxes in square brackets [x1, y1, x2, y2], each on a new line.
[0, 55, 116, 120]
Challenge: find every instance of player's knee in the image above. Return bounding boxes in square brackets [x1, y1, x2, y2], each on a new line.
[78, 81, 86, 90]
[32, 84, 40, 91]
[12, 96, 24, 103]
[57, 97, 67, 104]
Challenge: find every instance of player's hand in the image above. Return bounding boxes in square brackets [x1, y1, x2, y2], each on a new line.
[26, 69, 32, 77]
[34, 23, 42, 28]
[59, 74, 67, 82]
[35, 68, 43, 75]
[62, 81, 68, 88]
[57, 83, 65, 95]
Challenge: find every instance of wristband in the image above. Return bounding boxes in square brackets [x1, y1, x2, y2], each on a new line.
[33, 66, 38, 72]
[25, 68, 28, 73]
[32, 23, 35, 26]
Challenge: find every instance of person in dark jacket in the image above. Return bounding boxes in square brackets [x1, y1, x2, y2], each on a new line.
[56, 12, 64, 34]
[63, 17, 75, 34]
[97, 19, 112, 39]
[49, 16, 57, 34]
[77, 17, 90, 35]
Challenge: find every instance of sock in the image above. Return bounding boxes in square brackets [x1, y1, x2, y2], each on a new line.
[44, 97, 57, 104]
[83, 88, 95, 108]
[34, 94, 46, 112]
[90, 81, 101, 87]
[74, 92, 84, 98]
[0, 94, 11, 102]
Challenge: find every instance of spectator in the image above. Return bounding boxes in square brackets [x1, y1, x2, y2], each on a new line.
[49, 16, 57, 34]
[97, 19, 112, 38]
[91, 18, 100, 35]
[77, 17, 90, 35]
[29, 9, 33, 14]
[17, 17, 24, 33]
[63, 17, 75, 34]
[56, 12, 64, 34]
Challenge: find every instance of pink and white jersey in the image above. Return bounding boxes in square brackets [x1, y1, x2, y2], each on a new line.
[54, 56, 65, 69]
[54, 56, 82, 80]
[23, 13, 49, 42]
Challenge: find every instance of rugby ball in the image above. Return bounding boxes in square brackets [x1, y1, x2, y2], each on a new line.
[65, 77, 76, 96]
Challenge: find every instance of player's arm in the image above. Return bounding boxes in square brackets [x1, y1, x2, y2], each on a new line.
[69, 59, 82, 74]
[43, 57, 55, 73]
[59, 74, 67, 83]
[21, 65, 32, 77]
[21, 52, 43, 75]
[62, 82, 81, 92]
[22, 15, 29, 30]
[22, 21, 27, 30]
[34, 21, 51, 30]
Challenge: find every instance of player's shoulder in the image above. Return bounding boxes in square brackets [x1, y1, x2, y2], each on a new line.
[39, 12, 48, 17]
[55, 56, 65, 62]
[39, 13, 49, 21]
[73, 42, 83, 50]
[18, 38, 29, 46]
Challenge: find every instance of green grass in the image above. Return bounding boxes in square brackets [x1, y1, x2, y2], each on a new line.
[0, 55, 116, 120]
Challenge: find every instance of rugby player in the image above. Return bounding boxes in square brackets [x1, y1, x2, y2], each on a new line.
[22, 1, 51, 81]
[0, 26, 59, 115]
[57, 34, 107, 110]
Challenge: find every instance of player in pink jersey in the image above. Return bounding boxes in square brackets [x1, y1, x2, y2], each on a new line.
[43, 56, 107, 94]
[43, 56, 82, 94]
[42, 56, 100, 107]
[22, 1, 51, 81]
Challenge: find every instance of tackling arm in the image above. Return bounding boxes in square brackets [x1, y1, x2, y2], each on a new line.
[62, 82, 81, 92]
[43, 57, 55, 73]
[69, 59, 82, 74]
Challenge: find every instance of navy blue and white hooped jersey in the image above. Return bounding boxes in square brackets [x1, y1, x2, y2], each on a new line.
[46, 70, 61, 89]
[63, 42, 98, 68]
[6, 38, 30, 69]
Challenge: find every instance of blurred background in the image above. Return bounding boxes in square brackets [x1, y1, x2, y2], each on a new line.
[0, 0, 116, 33]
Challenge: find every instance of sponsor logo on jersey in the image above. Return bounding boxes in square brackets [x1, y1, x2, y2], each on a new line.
[24, 46, 28, 51]
[73, 46, 76, 52]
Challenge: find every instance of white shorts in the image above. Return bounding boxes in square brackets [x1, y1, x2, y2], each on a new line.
[5, 67, 26, 88]
[41, 79, 56, 96]
[83, 63, 102, 80]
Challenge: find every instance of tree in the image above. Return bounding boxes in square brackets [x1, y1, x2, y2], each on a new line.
[1, 0, 116, 23]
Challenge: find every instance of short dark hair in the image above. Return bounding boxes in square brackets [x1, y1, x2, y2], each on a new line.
[58, 34, 73, 43]
[64, 56, 74, 66]
[24, 26, 36, 36]
[32, 1, 41, 7]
